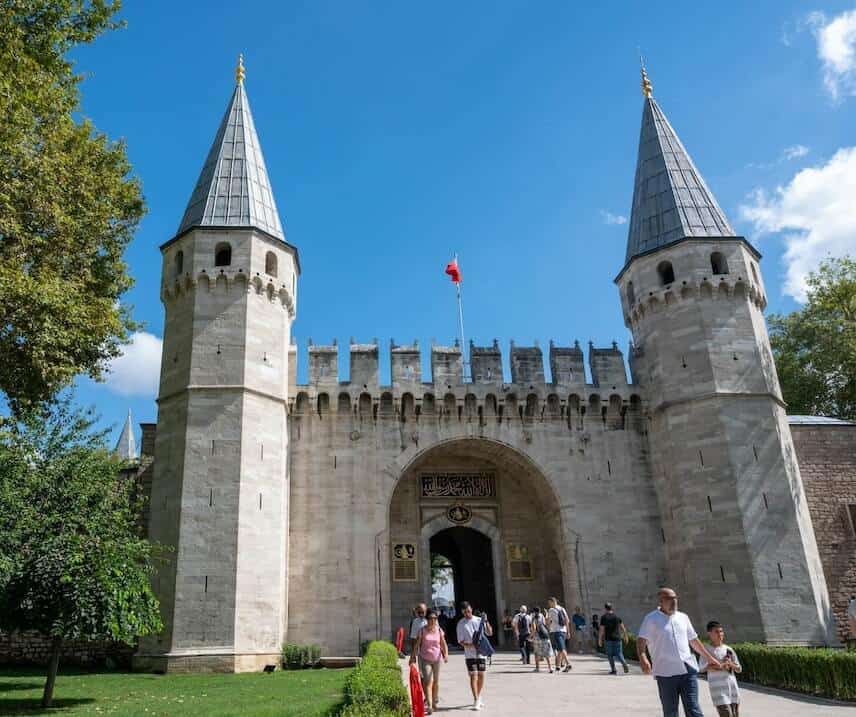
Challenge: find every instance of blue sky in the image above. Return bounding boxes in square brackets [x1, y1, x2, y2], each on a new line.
[68, 1, 856, 448]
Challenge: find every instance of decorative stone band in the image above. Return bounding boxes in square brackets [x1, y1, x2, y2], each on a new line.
[650, 390, 788, 416]
[161, 269, 295, 317]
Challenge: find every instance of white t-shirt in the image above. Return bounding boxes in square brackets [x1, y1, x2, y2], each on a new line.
[699, 644, 741, 706]
[409, 616, 427, 640]
[547, 606, 566, 634]
[457, 616, 487, 659]
[637, 609, 699, 678]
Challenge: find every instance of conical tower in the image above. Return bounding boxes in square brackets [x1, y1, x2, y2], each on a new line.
[114, 409, 137, 462]
[137, 56, 300, 672]
[616, 67, 833, 644]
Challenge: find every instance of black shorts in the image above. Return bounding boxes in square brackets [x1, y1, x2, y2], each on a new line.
[465, 657, 487, 673]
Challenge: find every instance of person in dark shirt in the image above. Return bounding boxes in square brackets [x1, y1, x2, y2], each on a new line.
[598, 602, 629, 674]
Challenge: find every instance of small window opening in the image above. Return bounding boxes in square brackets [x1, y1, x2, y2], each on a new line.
[175, 250, 184, 276]
[777, 562, 783, 579]
[626, 281, 636, 306]
[215, 243, 232, 267]
[720, 565, 726, 582]
[265, 251, 278, 277]
[657, 261, 675, 286]
[762, 492, 769, 509]
[848, 505, 856, 536]
[707, 495, 712, 512]
[751, 263, 759, 282]
[710, 252, 729, 275]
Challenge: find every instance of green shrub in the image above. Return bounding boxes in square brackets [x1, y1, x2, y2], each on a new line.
[730, 643, 856, 702]
[339, 641, 408, 717]
[281, 643, 322, 670]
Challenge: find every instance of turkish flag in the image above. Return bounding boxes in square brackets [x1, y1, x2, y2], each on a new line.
[409, 663, 426, 717]
[445, 257, 462, 284]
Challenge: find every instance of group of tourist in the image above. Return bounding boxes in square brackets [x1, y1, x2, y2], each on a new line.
[406, 586, 743, 716]
[407, 600, 490, 713]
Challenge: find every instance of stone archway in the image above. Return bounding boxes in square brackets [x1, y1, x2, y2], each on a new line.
[385, 437, 577, 647]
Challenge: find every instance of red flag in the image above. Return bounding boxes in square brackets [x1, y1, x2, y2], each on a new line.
[445, 257, 462, 284]
[409, 663, 426, 717]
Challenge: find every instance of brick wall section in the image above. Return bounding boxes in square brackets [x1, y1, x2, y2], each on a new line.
[792, 423, 856, 644]
[0, 633, 133, 668]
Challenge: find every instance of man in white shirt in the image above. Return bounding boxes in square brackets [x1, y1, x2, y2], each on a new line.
[456, 601, 493, 711]
[409, 603, 427, 659]
[637, 587, 721, 717]
[546, 597, 572, 672]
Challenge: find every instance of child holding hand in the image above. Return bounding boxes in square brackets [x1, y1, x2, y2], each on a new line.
[699, 620, 742, 717]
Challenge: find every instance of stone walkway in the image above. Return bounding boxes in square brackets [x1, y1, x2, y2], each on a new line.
[403, 652, 856, 715]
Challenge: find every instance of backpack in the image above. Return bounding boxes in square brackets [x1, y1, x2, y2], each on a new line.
[515, 613, 530, 636]
[557, 607, 567, 628]
[474, 617, 495, 657]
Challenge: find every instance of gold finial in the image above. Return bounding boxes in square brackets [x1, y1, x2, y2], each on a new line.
[236, 53, 246, 85]
[640, 56, 653, 98]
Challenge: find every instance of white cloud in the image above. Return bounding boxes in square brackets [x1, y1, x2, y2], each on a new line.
[600, 210, 627, 226]
[783, 144, 810, 160]
[746, 144, 810, 170]
[806, 9, 856, 100]
[739, 147, 856, 302]
[103, 331, 162, 398]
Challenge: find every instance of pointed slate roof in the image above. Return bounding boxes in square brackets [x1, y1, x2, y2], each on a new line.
[176, 73, 284, 239]
[114, 410, 137, 462]
[625, 96, 735, 262]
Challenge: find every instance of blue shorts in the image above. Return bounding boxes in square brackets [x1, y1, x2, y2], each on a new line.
[550, 632, 567, 652]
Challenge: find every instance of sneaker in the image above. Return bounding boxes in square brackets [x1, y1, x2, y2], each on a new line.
[609, 670, 617, 675]
[478, 698, 484, 708]
[623, 663, 630, 674]
[472, 699, 480, 711]
[564, 664, 572, 672]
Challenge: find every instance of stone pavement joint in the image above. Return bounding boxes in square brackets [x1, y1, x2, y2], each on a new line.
[402, 652, 856, 716]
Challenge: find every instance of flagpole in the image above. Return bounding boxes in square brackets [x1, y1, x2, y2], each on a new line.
[456, 280, 468, 381]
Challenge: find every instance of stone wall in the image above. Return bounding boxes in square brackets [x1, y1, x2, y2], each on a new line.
[791, 421, 856, 644]
[0, 632, 133, 668]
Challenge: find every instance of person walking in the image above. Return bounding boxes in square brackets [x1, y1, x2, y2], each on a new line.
[598, 602, 629, 674]
[849, 595, 856, 648]
[529, 606, 555, 673]
[572, 607, 587, 654]
[699, 621, 742, 717]
[409, 603, 428, 660]
[456, 601, 493, 711]
[546, 597, 572, 672]
[637, 587, 722, 717]
[410, 609, 449, 715]
[502, 608, 514, 646]
[513, 605, 531, 664]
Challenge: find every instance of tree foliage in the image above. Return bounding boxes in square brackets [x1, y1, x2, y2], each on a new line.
[0, 396, 162, 706]
[769, 256, 856, 421]
[0, 1, 144, 414]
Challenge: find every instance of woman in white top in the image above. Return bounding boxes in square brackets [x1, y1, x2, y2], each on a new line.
[699, 621, 741, 717]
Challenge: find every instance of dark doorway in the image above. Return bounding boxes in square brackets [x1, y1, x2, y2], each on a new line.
[430, 527, 497, 643]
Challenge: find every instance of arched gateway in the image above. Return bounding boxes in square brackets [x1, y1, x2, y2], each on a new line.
[385, 438, 576, 647]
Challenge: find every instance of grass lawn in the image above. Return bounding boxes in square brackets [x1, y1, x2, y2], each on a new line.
[0, 666, 351, 716]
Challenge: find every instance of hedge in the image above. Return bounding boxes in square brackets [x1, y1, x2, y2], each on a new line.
[731, 643, 856, 702]
[598, 634, 856, 701]
[338, 640, 409, 717]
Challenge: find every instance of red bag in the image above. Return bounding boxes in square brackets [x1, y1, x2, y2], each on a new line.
[395, 627, 406, 654]
[409, 663, 425, 717]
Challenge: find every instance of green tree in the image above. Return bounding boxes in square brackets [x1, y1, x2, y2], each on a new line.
[0, 397, 162, 707]
[769, 256, 856, 421]
[0, 1, 144, 414]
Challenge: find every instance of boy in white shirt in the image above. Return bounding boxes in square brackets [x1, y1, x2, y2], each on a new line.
[699, 621, 741, 717]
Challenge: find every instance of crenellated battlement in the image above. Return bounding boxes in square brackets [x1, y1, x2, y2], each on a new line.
[161, 268, 296, 317]
[290, 338, 641, 424]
